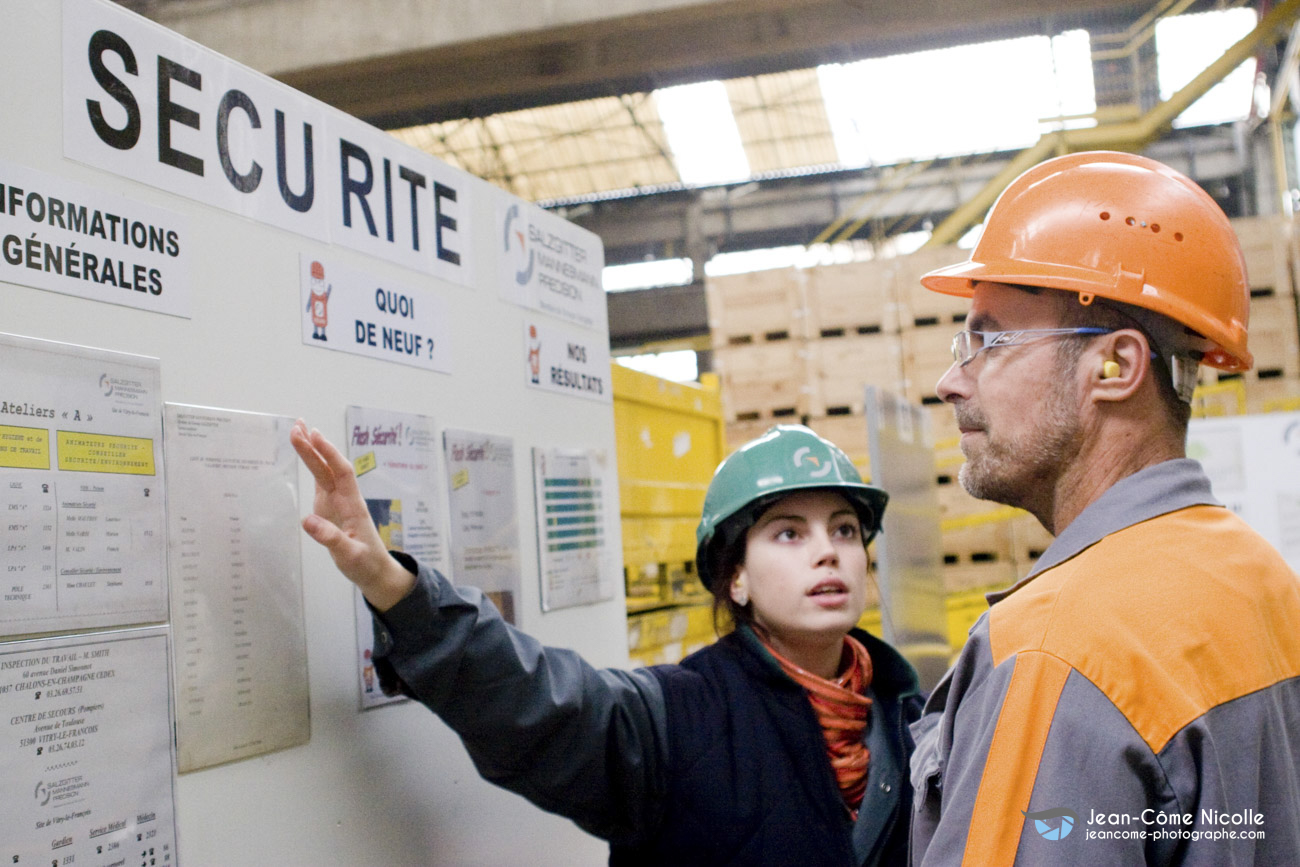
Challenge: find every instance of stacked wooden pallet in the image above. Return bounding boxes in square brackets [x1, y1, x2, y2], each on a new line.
[712, 247, 968, 460]
[1193, 216, 1300, 415]
[710, 215, 1300, 607]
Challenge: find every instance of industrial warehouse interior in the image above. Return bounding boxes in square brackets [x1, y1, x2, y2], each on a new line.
[3, 0, 1299, 864]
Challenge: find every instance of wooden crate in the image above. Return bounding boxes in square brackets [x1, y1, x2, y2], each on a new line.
[1231, 215, 1297, 295]
[901, 327, 956, 405]
[892, 245, 973, 328]
[713, 340, 811, 421]
[725, 417, 775, 452]
[806, 334, 904, 416]
[706, 268, 808, 348]
[942, 561, 1019, 596]
[924, 401, 961, 451]
[804, 413, 871, 471]
[941, 519, 1015, 567]
[803, 260, 901, 336]
[1246, 293, 1300, 380]
[1247, 375, 1300, 413]
[1011, 512, 1054, 568]
[935, 475, 1006, 522]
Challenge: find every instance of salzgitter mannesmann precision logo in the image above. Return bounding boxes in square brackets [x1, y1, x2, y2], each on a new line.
[1024, 807, 1078, 840]
[502, 203, 535, 284]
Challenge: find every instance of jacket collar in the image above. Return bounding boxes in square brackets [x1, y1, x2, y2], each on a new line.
[732, 622, 922, 703]
[987, 457, 1219, 605]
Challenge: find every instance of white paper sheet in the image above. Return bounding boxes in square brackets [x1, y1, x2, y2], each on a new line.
[443, 429, 520, 623]
[0, 627, 178, 866]
[163, 404, 309, 771]
[532, 447, 617, 611]
[0, 332, 166, 637]
[345, 406, 447, 709]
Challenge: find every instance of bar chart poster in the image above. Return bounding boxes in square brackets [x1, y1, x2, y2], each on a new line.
[532, 447, 617, 611]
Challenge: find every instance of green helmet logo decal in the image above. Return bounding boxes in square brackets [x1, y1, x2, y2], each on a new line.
[793, 446, 833, 478]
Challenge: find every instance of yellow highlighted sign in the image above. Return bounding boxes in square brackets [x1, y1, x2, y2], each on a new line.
[0, 424, 50, 469]
[57, 431, 156, 475]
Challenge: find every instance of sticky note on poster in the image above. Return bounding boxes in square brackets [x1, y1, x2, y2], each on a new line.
[354, 451, 377, 476]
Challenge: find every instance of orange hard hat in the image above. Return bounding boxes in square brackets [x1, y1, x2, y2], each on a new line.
[921, 151, 1252, 371]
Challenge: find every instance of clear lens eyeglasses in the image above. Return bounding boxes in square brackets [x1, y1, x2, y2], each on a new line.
[950, 327, 1114, 367]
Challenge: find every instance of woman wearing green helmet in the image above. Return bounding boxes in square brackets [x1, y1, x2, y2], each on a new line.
[292, 420, 921, 865]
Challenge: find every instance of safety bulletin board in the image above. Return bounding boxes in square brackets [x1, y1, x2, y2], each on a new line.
[0, 1, 626, 865]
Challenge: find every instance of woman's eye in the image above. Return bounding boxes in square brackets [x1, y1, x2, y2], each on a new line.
[834, 523, 860, 539]
[774, 528, 798, 542]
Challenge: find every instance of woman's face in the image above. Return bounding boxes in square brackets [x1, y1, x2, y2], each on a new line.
[730, 489, 869, 665]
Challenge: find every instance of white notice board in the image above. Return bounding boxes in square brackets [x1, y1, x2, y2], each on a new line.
[2, 1, 624, 863]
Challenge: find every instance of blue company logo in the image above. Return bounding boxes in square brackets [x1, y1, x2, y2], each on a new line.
[1023, 807, 1077, 841]
[502, 203, 535, 285]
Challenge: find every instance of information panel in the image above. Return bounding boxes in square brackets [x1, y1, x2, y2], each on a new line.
[0, 627, 179, 867]
[163, 404, 309, 771]
[443, 429, 521, 623]
[345, 406, 447, 709]
[0, 332, 166, 637]
[532, 447, 618, 611]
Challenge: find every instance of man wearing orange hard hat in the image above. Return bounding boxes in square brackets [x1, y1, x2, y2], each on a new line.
[908, 151, 1300, 865]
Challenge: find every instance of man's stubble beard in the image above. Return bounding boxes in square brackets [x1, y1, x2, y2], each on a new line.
[956, 373, 1083, 511]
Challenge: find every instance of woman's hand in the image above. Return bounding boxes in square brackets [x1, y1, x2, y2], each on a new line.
[290, 420, 416, 611]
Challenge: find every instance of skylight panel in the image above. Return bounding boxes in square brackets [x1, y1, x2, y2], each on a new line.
[602, 258, 694, 292]
[616, 350, 699, 383]
[1156, 8, 1257, 129]
[654, 81, 751, 187]
[818, 31, 1095, 168]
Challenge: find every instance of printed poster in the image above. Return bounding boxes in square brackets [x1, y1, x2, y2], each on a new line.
[345, 406, 447, 709]
[0, 627, 179, 867]
[0, 332, 166, 637]
[443, 429, 521, 624]
[163, 405, 309, 771]
[532, 447, 619, 611]
[299, 254, 453, 373]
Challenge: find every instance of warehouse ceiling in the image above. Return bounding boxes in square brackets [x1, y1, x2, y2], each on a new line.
[122, 0, 1164, 205]
[120, 0, 1297, 349]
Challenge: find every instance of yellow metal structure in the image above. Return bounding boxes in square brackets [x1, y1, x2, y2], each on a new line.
[612, 363, 728, 612]
[925, 0, 1300, 247]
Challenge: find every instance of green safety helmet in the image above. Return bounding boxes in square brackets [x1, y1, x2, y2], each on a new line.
[695, 425, 888, 591]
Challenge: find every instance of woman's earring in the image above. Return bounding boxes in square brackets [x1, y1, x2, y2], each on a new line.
[733, 587, 749, 607]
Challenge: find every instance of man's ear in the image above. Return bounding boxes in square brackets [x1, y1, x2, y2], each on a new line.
[1091, 330, 1151, 402]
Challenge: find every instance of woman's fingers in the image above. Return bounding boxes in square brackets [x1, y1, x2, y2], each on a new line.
[290, 420, 335, 492]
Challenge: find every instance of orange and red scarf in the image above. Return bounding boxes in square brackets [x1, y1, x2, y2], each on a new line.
[761, 634, 874, 819]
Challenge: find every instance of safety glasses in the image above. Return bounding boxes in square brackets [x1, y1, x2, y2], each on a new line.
[950, 327, 1114, 367]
